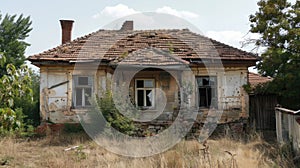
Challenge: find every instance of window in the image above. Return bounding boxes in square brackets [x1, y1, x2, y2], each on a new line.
[135, 79, 155, 108]
[196, 76, 217, 108]
[73, 76, 93, 107]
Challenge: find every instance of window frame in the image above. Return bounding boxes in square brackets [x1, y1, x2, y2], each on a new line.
[196, 76, 218, 108]
[73, 75, 93, 108]
[135, 78, 155, 109]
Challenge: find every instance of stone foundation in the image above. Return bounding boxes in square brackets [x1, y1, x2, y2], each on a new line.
[134, 110, 248, 139]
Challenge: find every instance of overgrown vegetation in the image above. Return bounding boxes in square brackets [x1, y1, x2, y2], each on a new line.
[249, 0, 300, 110]
[243, 82, 275, 95]
[14, 72, 40, 127]
[0, 12, 39, 136]
[0, 12, 32, 77]
[0, 57, 33, 135]
[0, 132, 298, 167]
[96, 91, 136, 136]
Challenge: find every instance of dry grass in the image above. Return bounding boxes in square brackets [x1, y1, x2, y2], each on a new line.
[0, 132, 293, 168]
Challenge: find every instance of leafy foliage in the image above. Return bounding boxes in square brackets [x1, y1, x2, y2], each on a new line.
[96, 91, 136, 136]
[249, 0, 300, 109]
[14, 72, 40, 126]
[0, 13, 38, 135]
[63, 123, 84, 133]
[0, 61, 32, 108]
[0, 108, 21, 133]
[0, 12, 32, 77]
[0, 55, 33, 134]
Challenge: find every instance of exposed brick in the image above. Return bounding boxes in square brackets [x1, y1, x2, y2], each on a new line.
[60, 20, 74, 44]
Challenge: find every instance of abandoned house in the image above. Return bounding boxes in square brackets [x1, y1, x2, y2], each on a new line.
[28, 20, 259, 134]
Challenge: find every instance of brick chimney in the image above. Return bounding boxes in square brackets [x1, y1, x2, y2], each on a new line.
[60, 20, 74, 44]
[120, 20, 133, 31]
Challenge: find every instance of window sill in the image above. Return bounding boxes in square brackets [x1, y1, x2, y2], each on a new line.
[138, 106, 155, 110]
[71, 107, 93, 113]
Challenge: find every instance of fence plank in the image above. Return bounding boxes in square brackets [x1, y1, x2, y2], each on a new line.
[250, 94, 277, 130]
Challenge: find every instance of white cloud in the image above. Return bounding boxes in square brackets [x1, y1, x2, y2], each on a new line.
[206, 31, 244, 47]
[156, 6, 199, 20]
[205, 31, 261, 72]
[206, 31, 263, 53]
[94, 4, 199, 21]
[94, 4, 139, 19]
[206, 31, 261, 46]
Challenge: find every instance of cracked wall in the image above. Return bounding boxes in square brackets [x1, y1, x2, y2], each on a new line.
[39, 65, 249, 123]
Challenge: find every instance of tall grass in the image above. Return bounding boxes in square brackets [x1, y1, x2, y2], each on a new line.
[0, 132, 296, 167]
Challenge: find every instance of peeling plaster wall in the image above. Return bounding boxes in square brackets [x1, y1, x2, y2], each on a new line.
[192, 67, 249, 121]
[39, 65, 109, 123]
[39, 65, 249, 123]
[221, 68, 249, 117]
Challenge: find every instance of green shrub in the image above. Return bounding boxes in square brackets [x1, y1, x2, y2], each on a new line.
[96, 91, 136, 136]
[0, 107, 35, 137]
[14, 72, 40, 127]
[0, 108, 25, 134]
[63, 123, 84, 133]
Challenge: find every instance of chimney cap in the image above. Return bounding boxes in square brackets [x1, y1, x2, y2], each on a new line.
[120, 20, 133, 31]
[60, 20, 74, 44]
[60, 20, 74, 27]
[59, 19, 74, 23]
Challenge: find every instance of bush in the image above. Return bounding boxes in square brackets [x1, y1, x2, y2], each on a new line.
[14, 72, 40, 127]
[63, 123, 84, 133]
[0, 108, 26, 135]
[0, 59, 37, 136]
[96, 91, 136, 136]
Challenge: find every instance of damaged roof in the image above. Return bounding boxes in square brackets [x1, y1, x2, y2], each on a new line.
[28, 28, 259, 66]
[116, 47, 190, 66]
[248, 72, 273, 86]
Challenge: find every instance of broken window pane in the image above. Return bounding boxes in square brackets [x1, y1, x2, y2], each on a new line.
[146, 90, 153, 106]
[202, 78, 209, 86]
[136, 79, 154, 108]
[136, 80, 144, 88]
[199, 88, 207, 107]
[137, 90, 144, 106]
[197, 76, 217, 108]
[85, 88, 92, 106]
[76, 88, 83, 106]
[73, 76, 93, 107]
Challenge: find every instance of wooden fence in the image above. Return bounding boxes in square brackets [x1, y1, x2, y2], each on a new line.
[249, 94, 277, 130]
[276, 107, 300, 154]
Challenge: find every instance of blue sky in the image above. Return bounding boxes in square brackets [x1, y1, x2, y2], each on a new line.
[1, 0, 295, 70]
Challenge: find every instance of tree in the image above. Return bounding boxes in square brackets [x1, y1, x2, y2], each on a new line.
[0, 55, 33, 133]
[249, 0, 300, 110]
[14, 71, 40, 126]
[0, 12, 32, 77]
